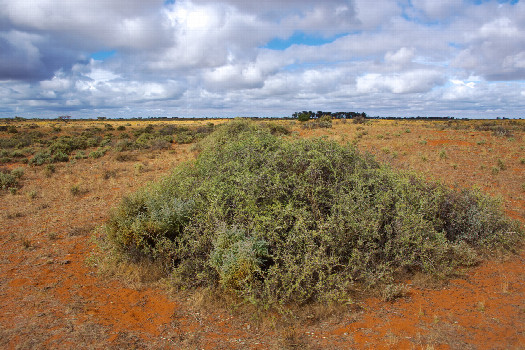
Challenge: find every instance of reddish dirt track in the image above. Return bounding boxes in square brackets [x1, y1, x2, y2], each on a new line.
[1, 119, 524, 349]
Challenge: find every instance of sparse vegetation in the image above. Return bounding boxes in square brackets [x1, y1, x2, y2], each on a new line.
[497, 159, 506, 171]
[104, 120, 523, 308]
[70, 184, 87, 196]
[1, 117, 524, 349]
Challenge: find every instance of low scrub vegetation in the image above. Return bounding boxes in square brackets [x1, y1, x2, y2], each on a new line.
[0, 167, 24, 192]
[0, 121, 216, 166]
[104, 120, 522, 307]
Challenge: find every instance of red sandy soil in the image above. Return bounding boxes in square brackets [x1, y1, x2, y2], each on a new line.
[1, 121, 524, 349]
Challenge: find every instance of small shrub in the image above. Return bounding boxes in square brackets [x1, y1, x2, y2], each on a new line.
[115, 139, 133, 152]
[497, 159, 506, 171]
[100, 137, 113, 147]
[7, 125, 18, 134]
[381, 284, 409, 302]
[116, 125, 126, 131]
[103, 169, 118, 180]
[150, 138, 172, 150]
[29, 151, 51, 166]
[492, 126, 513, 137]
[21, 237, 31, 249]
[74, 151, 87, 160]
[11, 167, 24, 179]
[0, 172, 17, 191]
[48, 232, 58, 240]
[175, 132, 195, 144]
[115, 153, 136, 162]
[439, 149, 447, 159]
[70, 184, 87, 196]
[10, 150, 25, 158]
[88, 148, 107, 159]
[353, 115, 367, 124]
[134, 163, 146, 174]
[50, 151, 69, 163]
[44, 164, 55, 177]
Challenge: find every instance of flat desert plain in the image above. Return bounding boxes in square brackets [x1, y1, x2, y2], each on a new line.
[1, 118, 524, 349]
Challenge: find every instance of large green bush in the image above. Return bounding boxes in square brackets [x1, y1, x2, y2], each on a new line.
[105, 120, 523, 306]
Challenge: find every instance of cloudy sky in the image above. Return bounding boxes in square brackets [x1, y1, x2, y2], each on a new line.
[1, 0, 524, 118]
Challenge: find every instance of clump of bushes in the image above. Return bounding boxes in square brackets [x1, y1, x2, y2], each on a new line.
[1, 167, 24, 192]
[301, 115, 333, 129]
[104, 120, 523, 307]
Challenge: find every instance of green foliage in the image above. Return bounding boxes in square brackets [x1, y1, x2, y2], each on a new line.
[104, 120, 523, 307]
[297, 112, 311, 122]
[88, 148, 108, 159]
[0, 171, 17, 191]
[175, 131, 195, 144]
[0, 167, 24, 192]
[105, 189, 194, 268]
[29, 150, 51, 165]
[11, 167, 24, 179]
[210, 225, 269, 292]
[44, 164, 55, 177]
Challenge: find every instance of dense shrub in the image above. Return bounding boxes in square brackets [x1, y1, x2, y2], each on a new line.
[105, 120, 523, 306]
[0, 167, 23, 191]
[0, 171, 17, 190]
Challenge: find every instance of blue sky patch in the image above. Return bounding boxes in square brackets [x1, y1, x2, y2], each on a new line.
[263, 32, 348, 50]
[90, 50, 116, 61]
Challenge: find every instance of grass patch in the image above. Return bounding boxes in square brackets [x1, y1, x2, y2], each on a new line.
[103, 120, 523, 308]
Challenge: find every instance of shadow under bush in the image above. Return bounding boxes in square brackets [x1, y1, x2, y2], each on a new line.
[104, 120, 523, 307]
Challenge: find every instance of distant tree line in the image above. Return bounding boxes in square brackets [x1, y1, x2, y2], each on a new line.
[289, 111, 474, 121]
[291, 111, 367, 121]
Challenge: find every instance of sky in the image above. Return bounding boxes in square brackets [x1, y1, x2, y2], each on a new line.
[1, 0, 525, 119]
